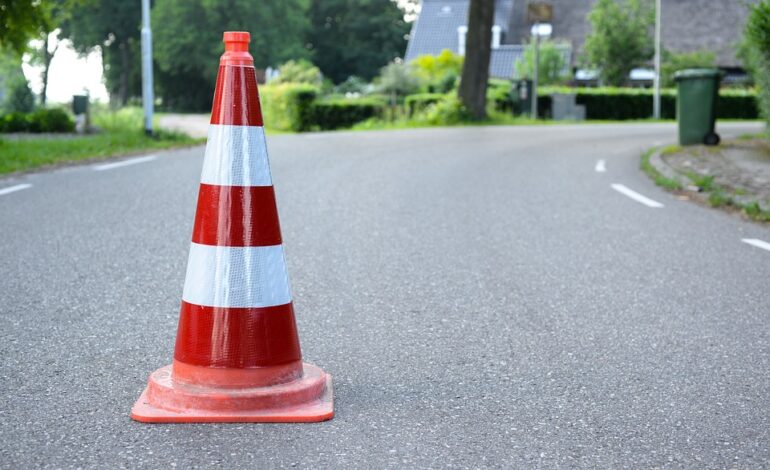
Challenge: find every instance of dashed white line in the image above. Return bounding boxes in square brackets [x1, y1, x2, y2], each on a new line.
[611, 183, 664, 208]
[0, 183, 32, 196]
[595, 160, 606, 172]
[741, 238, 770, 252]
[93, 155, 156, 171]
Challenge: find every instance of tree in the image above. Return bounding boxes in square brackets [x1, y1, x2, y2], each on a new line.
[660, 50, 715, 87]
[583, 0, 654, 86]
[377, 60, 419, 107]
[152, 0, 311, 111]
[31, 0, 81, 106]
[743, 0, 770, 133]
[411, 49, 463, 92]
[63, 1, 142, 106]
[0, 0, 49, 55]
[458, 0, 493, 119]
[307, 0, 409, 83]
[514, 40, 570, 85]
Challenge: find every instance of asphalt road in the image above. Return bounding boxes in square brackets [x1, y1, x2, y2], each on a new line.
[1, 122, 768, 469]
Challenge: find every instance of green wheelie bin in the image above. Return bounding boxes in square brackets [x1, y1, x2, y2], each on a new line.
[674, 69, 722, 146]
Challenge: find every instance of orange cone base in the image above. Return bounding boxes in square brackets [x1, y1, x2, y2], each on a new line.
[130, 363, 333, 423]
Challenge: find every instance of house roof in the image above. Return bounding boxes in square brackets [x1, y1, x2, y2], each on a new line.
[405, 0, 517, 61]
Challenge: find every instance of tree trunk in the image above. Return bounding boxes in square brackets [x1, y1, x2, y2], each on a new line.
[40, 34, 58, 107]
[119, 41, 130, 106]
[458, 0, 494, 120]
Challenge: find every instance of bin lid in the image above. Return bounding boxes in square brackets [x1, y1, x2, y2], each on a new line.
[674, 68, 722, 81]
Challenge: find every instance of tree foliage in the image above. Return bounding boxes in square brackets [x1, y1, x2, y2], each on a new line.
[377, 61, 419, 105]
[0, 0, 49, 55]
[271, 59, 323, 86]
[411, 49, 463, 92]
[152, 0, 311, 111]
[743, 0, 770, 133]
[660, 49, 715, 87]
[307, 0, 409, 83]
[583, 0, 654, 86]
[514, 40, 570, 85]
[63, 0, 142, 106]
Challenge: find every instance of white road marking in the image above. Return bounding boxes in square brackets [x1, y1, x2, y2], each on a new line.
[595, 160, 606, 172]
[741, 238, 770, 252]
[0, 183, 32, 196]
[93, 155, 156, 171]
[611, 183, 664, 208]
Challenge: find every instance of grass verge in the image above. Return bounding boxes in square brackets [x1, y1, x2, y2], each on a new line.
[0, 107, 203, 175]
[642, 146, 770, 223]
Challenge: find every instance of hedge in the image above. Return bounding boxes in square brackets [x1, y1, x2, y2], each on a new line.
[259, 83, 318, 132]
[405, 93, 444, 116]
[311, 99, 383, 130]
[0, 108, 75, 133]
[531, 87, 759, 120]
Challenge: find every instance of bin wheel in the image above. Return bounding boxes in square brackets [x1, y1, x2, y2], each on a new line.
[704, 132, 720, 146]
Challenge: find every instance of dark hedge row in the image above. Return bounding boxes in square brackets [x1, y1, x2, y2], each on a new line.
[526, 87, 759, 120]
[0, 108, 75, 133]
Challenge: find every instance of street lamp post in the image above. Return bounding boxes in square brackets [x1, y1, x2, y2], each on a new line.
[532, 22, 540, 119]
[141, 0, 154, 136]
[653, 0, 661, 119]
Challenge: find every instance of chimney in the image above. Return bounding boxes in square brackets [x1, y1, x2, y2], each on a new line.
[492, 25, 501, 49]
[457, 26, 468, 55]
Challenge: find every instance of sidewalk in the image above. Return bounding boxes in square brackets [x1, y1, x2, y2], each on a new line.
[648, 136, 770, 220]
[158, 113, 210, 139]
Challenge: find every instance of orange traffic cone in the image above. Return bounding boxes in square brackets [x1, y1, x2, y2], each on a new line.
[131, 31, 333, 423]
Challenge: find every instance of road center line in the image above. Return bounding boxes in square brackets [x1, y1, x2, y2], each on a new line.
[741, 238, 770, 252]
[595, 160, 606, 172]
[611, 183, 664, 208]
[0, 183, 32, 196]
[93, 155, 156, 171]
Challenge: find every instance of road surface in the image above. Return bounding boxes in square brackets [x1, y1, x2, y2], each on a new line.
[1, 122, 768, 468]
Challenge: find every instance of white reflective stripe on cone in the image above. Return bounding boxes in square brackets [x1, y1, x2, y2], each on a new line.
[201, 125, 272, 187]
[182, 243, 292, 308]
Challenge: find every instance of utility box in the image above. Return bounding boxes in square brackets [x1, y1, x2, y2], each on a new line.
[72, 95, 88, 115]
[674, 69, 722, 146]
[513, 79, 533, 116]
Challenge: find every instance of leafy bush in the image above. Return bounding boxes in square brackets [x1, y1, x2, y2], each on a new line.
[259, 83, 318, 131]
[405, 93, 444, 116]
[270, 59, 323, 86]
[417, 95, 470, 125]
[27, 109, 75, 133]
[487, 80, 514, 113]
[335, 76, 369, 95]
[743, 0, 770, 134]
[376, 61, 421, 105]
[5, 77, 35, 113]
[311, 99, 383, 130]
[514, 40, 571, 85]
[1, 112, 30, 132]
[411, 49, 463, 93]
[0, 109, 76, 133]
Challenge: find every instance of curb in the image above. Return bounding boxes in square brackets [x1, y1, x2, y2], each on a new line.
[647, 146, 691, 188]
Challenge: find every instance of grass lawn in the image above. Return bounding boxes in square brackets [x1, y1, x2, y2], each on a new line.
[0, 107, 203, 175]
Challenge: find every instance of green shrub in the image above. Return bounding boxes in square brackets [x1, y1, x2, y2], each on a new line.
[487, 80, 514, 113]
[259, 84, 318, 132]
[5, 78, 35, 113]
[417, 95, 470, 125]
[2, 112, 30, 132]
[27, 109, 75, 133]
[311, 99, 383, 130]
[405, 93, 444, 116]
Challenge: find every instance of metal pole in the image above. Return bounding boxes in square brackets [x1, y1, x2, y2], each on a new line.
[141, 0, 154, 136]
[653, 0, 661, 119]
[531, 23, 539, 119]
